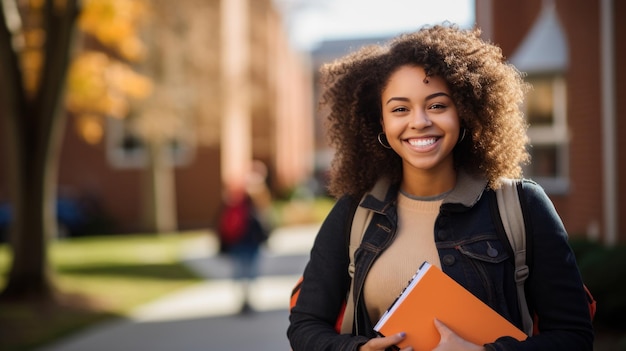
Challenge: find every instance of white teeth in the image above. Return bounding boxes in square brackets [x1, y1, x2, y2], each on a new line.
[409, 138, 437, 147]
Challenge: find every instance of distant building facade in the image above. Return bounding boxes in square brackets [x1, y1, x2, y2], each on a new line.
[0, 0, 314, 235]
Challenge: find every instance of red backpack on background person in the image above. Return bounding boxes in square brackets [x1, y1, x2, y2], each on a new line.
[217, 197, 251, 252]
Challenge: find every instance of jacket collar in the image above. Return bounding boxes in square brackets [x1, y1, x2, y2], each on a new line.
[360, 170, 488, 213]
[443, 170, 488, 207]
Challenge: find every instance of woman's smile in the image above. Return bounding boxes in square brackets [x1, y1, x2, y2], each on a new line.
[406, 136, 440, 149]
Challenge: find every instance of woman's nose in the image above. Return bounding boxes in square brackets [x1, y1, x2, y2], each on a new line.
[410, 110, 433, 128]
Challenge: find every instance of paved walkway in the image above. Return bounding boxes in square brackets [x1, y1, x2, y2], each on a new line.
[37, 224, 320, 351]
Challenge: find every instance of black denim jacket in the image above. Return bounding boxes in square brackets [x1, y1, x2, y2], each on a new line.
[287, 172, 594, 351]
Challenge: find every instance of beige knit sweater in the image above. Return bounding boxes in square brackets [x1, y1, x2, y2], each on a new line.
[363, 192, 443, 323]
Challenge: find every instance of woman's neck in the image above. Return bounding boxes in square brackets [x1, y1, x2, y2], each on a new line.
[401, 168, 457, 197]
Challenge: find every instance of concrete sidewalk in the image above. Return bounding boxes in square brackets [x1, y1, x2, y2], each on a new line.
[36, 224, 319, 351]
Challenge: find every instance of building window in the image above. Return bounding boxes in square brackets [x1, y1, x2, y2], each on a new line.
[524, 75, 569, 194]
[106, 116, 196, 169]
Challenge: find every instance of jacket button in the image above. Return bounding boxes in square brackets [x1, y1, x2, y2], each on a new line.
[437, 231, 448, 241]
[442, 254, 456, 266]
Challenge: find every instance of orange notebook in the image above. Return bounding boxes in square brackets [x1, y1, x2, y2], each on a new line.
[374, 261, 527, 350]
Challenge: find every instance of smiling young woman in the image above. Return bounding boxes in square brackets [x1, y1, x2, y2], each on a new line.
[288, 24, 594, 351]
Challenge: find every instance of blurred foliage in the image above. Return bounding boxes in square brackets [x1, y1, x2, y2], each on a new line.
[65, 0, 153, 144]
[65, 51, 152, 143]
[78, 0, 148, 61]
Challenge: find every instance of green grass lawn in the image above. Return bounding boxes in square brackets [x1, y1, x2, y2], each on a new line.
[0, 232, 207, 351]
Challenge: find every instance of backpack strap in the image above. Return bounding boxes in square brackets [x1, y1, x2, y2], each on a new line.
[494, 178, 533, 336]
[341, 178, 390, 334]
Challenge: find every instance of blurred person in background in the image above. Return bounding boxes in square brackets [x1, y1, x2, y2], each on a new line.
[217, 161, 271, 314]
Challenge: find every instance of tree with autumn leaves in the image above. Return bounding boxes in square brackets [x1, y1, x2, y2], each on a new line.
[0, 0, 151, 302]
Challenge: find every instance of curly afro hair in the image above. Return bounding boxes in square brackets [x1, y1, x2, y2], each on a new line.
[320, 24, 530, 198]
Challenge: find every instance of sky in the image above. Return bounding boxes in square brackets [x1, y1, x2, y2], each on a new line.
[277, 0, 475, 51]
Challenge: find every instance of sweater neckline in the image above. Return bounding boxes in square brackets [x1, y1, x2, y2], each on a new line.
[399, 188, 451, 201]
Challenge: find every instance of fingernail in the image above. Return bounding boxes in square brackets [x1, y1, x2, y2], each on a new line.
[398, 332, 406, 338]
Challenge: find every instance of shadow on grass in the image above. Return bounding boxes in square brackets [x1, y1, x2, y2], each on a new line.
[0, 263, 204, 350]
[0, 292, 123, 351]
[56, 263, 200, 281]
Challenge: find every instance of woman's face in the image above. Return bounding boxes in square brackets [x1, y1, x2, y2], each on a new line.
[381, 65, 460, 177]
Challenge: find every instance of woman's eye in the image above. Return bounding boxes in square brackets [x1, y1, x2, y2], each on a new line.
[391, 107, 408, 113]
[429, 103, 446, 110]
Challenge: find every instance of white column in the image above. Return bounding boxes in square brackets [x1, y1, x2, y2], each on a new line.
[600, 0, 616, 245]
[220, 0, 251, 189]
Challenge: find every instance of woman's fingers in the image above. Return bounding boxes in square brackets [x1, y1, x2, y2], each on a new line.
[434, 318, 453, 340]
[360, 332, 412, 351]
[433, 319, 485, 351]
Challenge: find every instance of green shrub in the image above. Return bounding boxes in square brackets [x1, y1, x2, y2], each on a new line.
[570, 238, 626, 329]
[568, 238, 603, 263]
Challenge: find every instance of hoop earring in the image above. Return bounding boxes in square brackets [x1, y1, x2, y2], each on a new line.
[457, 128, 467, 145]
[378, 132, 392, 149]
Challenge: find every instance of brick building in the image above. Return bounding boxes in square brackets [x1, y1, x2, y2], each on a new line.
[476, 0, 625, 244]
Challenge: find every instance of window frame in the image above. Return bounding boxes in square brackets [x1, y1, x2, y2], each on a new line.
[106, 116, 196, 169]
[523, 75, 570, 194]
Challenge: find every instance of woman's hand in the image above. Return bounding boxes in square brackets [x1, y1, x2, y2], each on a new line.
[432, 319, 485, 351]
[359, 332, 413, 351]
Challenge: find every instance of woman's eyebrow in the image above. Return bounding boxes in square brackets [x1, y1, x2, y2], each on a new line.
[385, 97, 410, 105]
[385, 92, 451, 105]
[426, 92, 451, 100]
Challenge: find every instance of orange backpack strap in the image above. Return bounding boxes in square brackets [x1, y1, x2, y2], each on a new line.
[290, 276, 303, 311]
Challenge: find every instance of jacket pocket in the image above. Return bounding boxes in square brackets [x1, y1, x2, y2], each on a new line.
[447, 234, 511, 309]
[455, 234, 509, 264]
